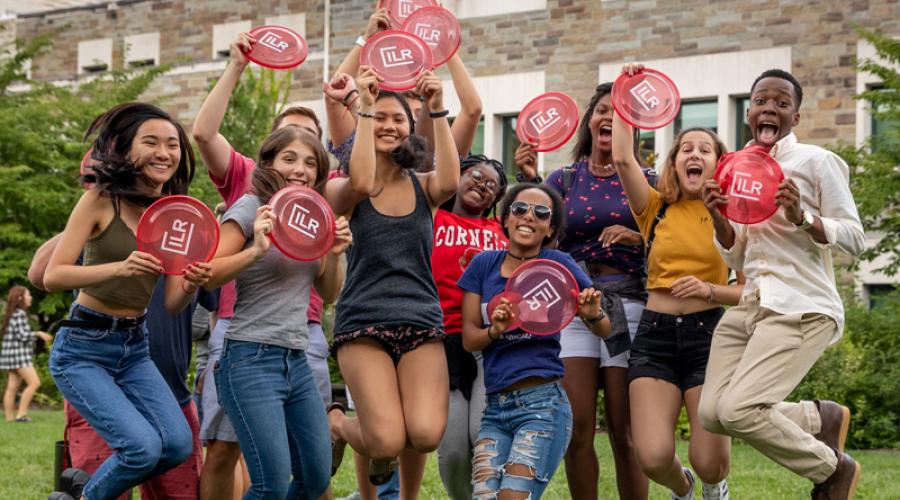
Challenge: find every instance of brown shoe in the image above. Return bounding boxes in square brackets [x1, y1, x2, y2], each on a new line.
[811, 452, 861, 500]
[815, 400, 851, 453]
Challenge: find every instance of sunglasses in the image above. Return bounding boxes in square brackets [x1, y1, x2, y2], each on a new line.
[510, 201, 552, 221]
[465, 168, 499, 191]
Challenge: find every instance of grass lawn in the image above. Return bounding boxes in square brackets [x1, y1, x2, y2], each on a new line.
[3, 410, 899, 499]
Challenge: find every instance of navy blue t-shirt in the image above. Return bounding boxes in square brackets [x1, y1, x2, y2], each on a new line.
[146, 278, 218, 407]
[457, 249, 592, 394]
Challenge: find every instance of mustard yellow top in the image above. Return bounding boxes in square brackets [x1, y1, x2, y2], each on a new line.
[633, 188, 729, 290]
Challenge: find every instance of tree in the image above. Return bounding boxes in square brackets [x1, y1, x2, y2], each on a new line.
[840, 28, 900, 276]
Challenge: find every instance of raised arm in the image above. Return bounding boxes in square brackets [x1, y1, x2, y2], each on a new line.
[417, 71, 460, 207]
[612, 108, 651, 216]
[44, 191, 162, 292]
[447, 54, 483, 156]
[325, 67, 380, 216]
[333, 7, 391, 81]
[324, 72, 360, 148]
[204, 206, 272, 291]
[191, 33, 252, 180]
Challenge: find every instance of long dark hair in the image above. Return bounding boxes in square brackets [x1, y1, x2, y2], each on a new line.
[377, 91, 430, 172]
[252, 127, 330, 204]
[499, 183, 566, 245]
[1, 286, 28, 344]
[440, 154, 508, 217]
[81, 102, 195, 206]
[571, 83, 613, 162]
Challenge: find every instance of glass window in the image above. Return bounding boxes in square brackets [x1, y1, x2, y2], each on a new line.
[470, 118, 485, 156]
[868, 284, 898, 310]
[501, 115, 521, 183]
[870, 91, 899, 153]
[735, 97, 753, 150]
[674, 100, 717, 135]
[638, 130, 656, 166]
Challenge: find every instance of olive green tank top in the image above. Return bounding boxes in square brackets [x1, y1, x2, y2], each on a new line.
[81, 199, 156, 310]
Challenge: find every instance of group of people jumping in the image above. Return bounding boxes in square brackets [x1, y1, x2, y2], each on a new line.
[1, 6, 866, 500]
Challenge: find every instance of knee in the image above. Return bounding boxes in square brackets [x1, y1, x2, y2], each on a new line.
[634, 446, 675, 479]
[407, 423, 445, 453]
[365, 431, 406, 460]
[123, 434, 163, 472]
[159, 423, 194, 467]
[717, 397, 755, 435]
[693, 459, 729, 485]
[568, 415, 596, 449]
[302, 466, 331, 499]
[699, 397, 724, 434]
[29, 378, 42, 390]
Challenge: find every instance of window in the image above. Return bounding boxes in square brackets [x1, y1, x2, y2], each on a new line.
[501, 115, 520, 183]
[471, 118, 485, 156]
[77, 38, 112, 74]
[674, 100, 717, 135]
[638, 130, 656, 166]
[867, 284, 898, 310]
[869, 88, 899, 152]
[735, 96, 752, 150]
[264, 14, 306, 38]
[124, 32, 160, 68]
[212, 20, 252, 59]
[443, 0, 547, 19]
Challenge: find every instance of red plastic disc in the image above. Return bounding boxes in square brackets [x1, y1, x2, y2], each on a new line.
[268, 186, 336, 261]
[459, 247, 482, 272]
[516, 92, 580, 153]
[611, 68, 681, 130]
[714, 145, 785, 224]
[504, 259, 580, 336]
[486, 291, 523, 333]
[360, 30, 433, 91]
[137, 196, 220, 275]
[379, 0, 439, 27]
[244, 25, 308, 70]
[400, 6, 461, 68]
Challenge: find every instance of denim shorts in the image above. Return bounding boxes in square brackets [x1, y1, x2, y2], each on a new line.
[628, 307, 724, 391]
[472, 381, 572, 499]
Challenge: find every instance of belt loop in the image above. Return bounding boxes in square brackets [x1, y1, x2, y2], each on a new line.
[110, 317, 119, 331]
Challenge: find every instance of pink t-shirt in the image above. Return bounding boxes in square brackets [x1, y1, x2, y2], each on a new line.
[210, 149, 323, 322]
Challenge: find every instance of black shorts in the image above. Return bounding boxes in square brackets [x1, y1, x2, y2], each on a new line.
[332, 324, 444, 365]
[628, 307, 724, 391]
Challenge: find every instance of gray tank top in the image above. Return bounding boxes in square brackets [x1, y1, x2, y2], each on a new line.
[334, 171, 443, 333]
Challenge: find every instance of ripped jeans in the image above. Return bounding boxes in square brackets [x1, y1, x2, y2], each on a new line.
[472, 381, 572, 499]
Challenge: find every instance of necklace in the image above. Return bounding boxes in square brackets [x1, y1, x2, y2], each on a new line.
[507, 251, 539, 262]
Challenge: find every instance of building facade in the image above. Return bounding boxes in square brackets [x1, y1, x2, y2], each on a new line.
[4, 0, 900, 295]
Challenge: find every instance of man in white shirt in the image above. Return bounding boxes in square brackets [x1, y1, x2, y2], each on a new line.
[698, 69, 866, 500]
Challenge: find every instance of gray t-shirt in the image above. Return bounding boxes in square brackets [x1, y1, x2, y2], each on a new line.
[223, 194, 320, 350]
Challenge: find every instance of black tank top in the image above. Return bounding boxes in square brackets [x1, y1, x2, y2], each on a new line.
[334, 171, 443, 333]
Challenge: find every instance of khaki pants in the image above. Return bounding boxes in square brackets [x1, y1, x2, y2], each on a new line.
[698, 290, 839, 484]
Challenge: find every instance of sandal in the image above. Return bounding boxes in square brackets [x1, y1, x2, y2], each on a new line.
[15, 415, 33, 423]
[327, 402, 347, 477]
[368, 458, 398, 486]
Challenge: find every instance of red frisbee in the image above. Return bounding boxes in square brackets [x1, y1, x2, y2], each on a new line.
[244, 25, 308, 70]
[714, 145, 785, 224]
[360, 30, 433, 91]
[400, 6, 461, 68]
[269, 186, 336, 261]
[486, 291, 523, 333]
[516, 92, 580, 153]
[459, 247, 481, 272]
[505, 259, 580, 336]
[611, 68, 681, 130]
[137, 196, 220, 275]
[379, 0, 439, 27]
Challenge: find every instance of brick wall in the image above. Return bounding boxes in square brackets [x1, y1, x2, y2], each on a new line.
[13, 0, 900, 156]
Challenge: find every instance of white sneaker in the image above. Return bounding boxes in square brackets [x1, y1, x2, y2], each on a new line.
[671, 468, 696, 500]
[702, 479, 729, 500]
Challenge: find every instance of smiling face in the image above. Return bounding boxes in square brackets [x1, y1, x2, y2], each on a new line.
[589, 94, 614, 155]
[748, 76, 800, 148]
[505, 188, 554, 249]
[128, 118, 181, 191]
[458, 163, 502, 215]
[673, 130, 719, 199]
[271, 139, 320, 188]
[373, 96, 412, 154]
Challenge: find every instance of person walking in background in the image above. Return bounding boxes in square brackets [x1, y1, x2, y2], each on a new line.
[2, 285, 53, 423]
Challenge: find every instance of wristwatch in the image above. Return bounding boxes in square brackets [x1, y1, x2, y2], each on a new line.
[355, 36, 366, 47]
[794, 210, 815, 231]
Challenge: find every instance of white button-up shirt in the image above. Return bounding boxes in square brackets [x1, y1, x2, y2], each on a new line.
[715, 133, 865, 342]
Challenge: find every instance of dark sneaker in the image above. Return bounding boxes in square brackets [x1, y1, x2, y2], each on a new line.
[811, 452, 861, 500]
[327, 402, 347, 477]
[815, 400, 851, 454]
[369, 458, 398, 486]
[58, 468, 90, 499]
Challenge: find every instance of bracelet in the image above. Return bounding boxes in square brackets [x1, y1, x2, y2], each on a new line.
[429, 109, 450, 118]
[487, 324, 500, 340]
[342, 89, 359, 107]
[515, 172, 542, 184]
[707, 283, 717, 303]
[357, 110, 375, 118]
[584, 309, 607, 324]
[355, 36, 366, 47]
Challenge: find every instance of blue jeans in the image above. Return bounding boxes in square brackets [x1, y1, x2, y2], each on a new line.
[472, 381, 572, 499]
[50, 304, 192, 500]
[215, 339, 331, 499]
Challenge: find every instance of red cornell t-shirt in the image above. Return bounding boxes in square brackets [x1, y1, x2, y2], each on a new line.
[431, 209, 508, 335]
[210, 149, 323, 322]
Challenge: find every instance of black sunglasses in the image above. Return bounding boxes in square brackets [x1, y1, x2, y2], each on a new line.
[510, 201, 552, 221]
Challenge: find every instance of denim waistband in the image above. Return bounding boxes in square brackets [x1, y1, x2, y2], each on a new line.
[65, 302, 147, 331]
[487, 380, 564, 404]
[642, 307, 723, 326]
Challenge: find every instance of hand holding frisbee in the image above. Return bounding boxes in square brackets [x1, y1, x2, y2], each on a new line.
[359, 30, 433, 91]
[486, 259, 581, 336]
[612, 65, 681, 130]
[714, 145, 784, 224]
[243, 25, 308, 70]
[136, 196, 220, 275]
[516, 92, 580, 153]
[268, 186, 336, 261]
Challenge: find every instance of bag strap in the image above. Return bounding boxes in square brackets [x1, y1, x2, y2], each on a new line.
[562, 163, 576, 194]
[644, 202, 669, 263]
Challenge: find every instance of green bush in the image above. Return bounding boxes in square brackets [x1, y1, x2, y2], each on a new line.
[791, 292, 900, 449]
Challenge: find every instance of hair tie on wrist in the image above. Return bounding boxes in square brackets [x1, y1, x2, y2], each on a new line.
[429, 109, 450, 119]
[357, 110, 375, 119]
[342, 89, 359, 106]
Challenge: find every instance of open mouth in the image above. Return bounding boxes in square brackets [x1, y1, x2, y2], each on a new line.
[685, 165, 704, 180]
[287, 178, 308, 187]
[468, 185, 487, 201]
[377, 133, 399, 144]
[515, 224, 536, 236]
[757, 122, 780, 144]
[597, 124, 612, 142]
[147, 163, 171, 172]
